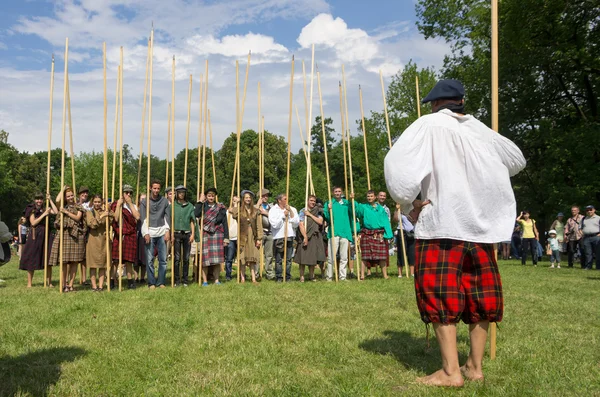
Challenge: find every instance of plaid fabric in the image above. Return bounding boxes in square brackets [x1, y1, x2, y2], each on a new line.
[201, 231, 224, 267]
[111, 202, 138, 263]
[414, 239, 503, 325]
[360, 228, 388, 262]
[49, 229, 85, 265]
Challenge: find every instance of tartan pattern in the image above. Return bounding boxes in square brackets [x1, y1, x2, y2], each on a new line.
[49, 229, 85, 265]
[359, 228, 389, 262]
[414, 239, 503, 325]
[202, 231, 224, 267]
[110, 202, 138, 263]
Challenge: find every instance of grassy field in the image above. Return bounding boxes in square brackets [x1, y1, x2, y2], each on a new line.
[0, 256, 599, 396]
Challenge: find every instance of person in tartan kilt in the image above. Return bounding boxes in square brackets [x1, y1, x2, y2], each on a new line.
[194, 187, 229, 286]
[111, 184, 141, 290]
[385, 79, 526, 387]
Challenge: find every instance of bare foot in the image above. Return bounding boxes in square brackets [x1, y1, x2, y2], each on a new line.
[460, 365, 484, 382]
[416, 369, 464, 387]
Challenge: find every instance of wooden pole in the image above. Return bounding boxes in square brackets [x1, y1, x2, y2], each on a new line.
[194, 75, 204, 280]
[208, 111, 217, 189]
[317, 70, 338, 282]
[342, 65, 361, 278]
[145, 28, 154, 248]
[165, 104, 173, 287]
[165, 109, 171, 190]
[307, 45, 315, 195]
[234, 61, 240, 284]
[197, 60, 208, 286]
[111, 67, 119, 204]
[183, 74, 193, 187]
[359, 85, 371, 190]
[118, 46, 124, 292]
[59, 37, 69, 294]
[416, 76, 421, 118]
[295, 106, 310, 165]
[102, 43, 110, 293]
[258, 82, 264, 279]
[136, 38, 151, 201]
[301, 59, 314, 197]
[283, 55, 294, 282]
[43, 55, 55, 288]
[170, 103, 175, 288]
[381, 71, 410, 278]
[66, 77, 76, 194]
[338, 82, 349, 196]
[490, 0, 499, 361]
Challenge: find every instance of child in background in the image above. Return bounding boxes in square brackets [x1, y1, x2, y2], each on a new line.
[547, 229, 561, 268]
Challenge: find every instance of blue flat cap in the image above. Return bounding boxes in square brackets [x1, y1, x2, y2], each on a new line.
[422, 79, 465, 103]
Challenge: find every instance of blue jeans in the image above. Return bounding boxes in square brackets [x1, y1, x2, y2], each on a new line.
[225, 239, 237, 279]
[274, 238, 293, 281]
[146, 235, 167, 286]
[550, 250, 560, 264]
[583, 235, 600, 270]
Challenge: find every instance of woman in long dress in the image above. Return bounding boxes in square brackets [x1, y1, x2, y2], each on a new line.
[85, 194, 114, 291]
[19, 193, 58, 287]
[49, 186, 86, 292]
[294, 195, 325, 282]
[229, 190, 263, 284]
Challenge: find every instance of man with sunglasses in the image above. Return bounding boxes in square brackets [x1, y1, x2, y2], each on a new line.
[582, 205, 600, 270]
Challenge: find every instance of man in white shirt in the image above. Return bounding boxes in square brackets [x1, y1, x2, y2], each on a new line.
[268, 193, 299, 282]
[385, 79, 526, 387]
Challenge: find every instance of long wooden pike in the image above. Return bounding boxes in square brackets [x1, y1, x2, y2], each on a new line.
[338, 82, 348, 196]
[295, 105, 310, 165]
[380, 71, 409, 278]
[170, 102, 175, 288]
[490, 0, 499, 361]
[416, 76, 421, 118]
[359, 85, 371, 190]
[43, 55, 55, 288]
[167, 103, 173, 287]
[283, 55, 294, 282]
[208, 111, 217, 189]
[108, 66, 119, 292]
[195, 73, 203, 281]
[198, 60, 208, 286]
[307, 45, 315, 196]
[66, 77, 76, 194]
[235, 61, 240, 283]
[342, 65, 360, 278]
[59, 38, 69, 294]
[183, 74, 193, 187]
[145, 28, 154, 254]
[118, 46, 124, 292]
[102, 43, 110, 292]
[136, 38, 151, 201]
[301, 59, 314, 196]
[317, 70, 338, 282]
[258, 82, 264, 279]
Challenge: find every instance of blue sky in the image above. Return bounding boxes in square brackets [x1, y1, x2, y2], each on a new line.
[0, 0, 448, 155]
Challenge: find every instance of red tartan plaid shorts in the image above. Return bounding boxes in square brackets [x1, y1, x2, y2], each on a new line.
[414, 239, 503, 325]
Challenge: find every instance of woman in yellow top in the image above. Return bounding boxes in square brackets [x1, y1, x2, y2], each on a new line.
[516, 210, 539, 266]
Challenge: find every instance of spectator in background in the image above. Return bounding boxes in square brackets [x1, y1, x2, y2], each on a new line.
[511, 223, 522, 260]
[547, 229, 561, 269]
[17, 217, 27, 257]
[516, 210, 539, 266]
[550, 212, 566, 253]
[564, 206, 584, 268]
[582, 205, 599, 270]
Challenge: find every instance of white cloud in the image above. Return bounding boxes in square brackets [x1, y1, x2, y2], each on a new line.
[0, 42, 7, 50]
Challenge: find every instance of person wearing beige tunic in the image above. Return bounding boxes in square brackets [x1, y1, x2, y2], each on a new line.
[229, 190, 263, 284]
[86, 195, 114, 291]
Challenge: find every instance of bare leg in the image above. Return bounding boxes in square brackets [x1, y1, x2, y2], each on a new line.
[68, 263, 77, 288]
[299, 264, 305, 282]
[90, 268, 97, 290]
[46, 266, 53, 287]
[360, 261, 366, 281]
[240, 264, 246, 283]
[249, 262, 257, 283]
[126, 263, 134, 280]
[27, 270, 34, 288]
[309, 265, 315, 280]
[410, 265, 415, 277]
[417, 323, 464, 387]
[80, 263, 87, 284]
[212, 264, 220, 284]
[460, 321, 489, 381]
[380, 260, 389, 279]
[98, 269, 106, 289]
[202, 267, 208, 284]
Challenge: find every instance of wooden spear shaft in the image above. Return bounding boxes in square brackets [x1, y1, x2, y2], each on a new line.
[198, 60, 208, 285]
[295, 106, 310, 165]
[165, 109, 171, 190]
[307, 45, 315, 195]
[166, 104, 172, 287]
[103, 43, 110, 291]
[183, 74, 193, 187]
[416, 76, 421, 118]
[490, 0, 499, 361]
[136, 38, 150, 201]
[342, 65, 360, 277]
[108, 66, 119, 292]
[338, 82, 349, 196]
[208, 111, 217, 190]
[195, 74, 203, 280]
[283, 56, 294, 282]
[66, 77, 76, 194]
[145, 28, 154, 245]
[59, 37, 69, 294]
[359, 85, 371, 190]
[301, 60, 314, 198]
[258, 83, 264, 279]
[235, 61, 240, 284]
[170, 103, 175, 288]
[380, 71, 409, 278]
[317, 71, 338, 282]
[118, 46, 124, 291]
[43, 55, 55, 288]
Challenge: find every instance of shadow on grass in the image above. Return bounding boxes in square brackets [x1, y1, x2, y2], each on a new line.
[359, 330, 467, 374]
[0, 346, 86, 397]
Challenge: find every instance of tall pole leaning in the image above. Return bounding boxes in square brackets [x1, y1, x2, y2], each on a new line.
[44, 55, 55, 288]
[103, 43, 110, 292]
[490, 0, 499, 361]
[118, 47, 124, 292]
[145, 28, 155, 266]
[58, 38, 69, 294]
[136, 38, 151, 201]
[283, 56, 294, 282]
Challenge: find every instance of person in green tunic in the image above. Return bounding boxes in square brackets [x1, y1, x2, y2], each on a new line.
[323, 187, 354, 281]
[352, 190, 393, 280]
[172, 185, 198, 286]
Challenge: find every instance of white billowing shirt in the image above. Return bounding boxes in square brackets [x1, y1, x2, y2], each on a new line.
[268, 205, 299, 239]
[384, 109, 526, 243]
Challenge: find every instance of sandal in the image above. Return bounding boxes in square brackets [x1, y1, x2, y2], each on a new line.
[62, 286, 70, 293]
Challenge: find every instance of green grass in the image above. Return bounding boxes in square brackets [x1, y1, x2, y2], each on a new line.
[1, 256, 599, 396]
